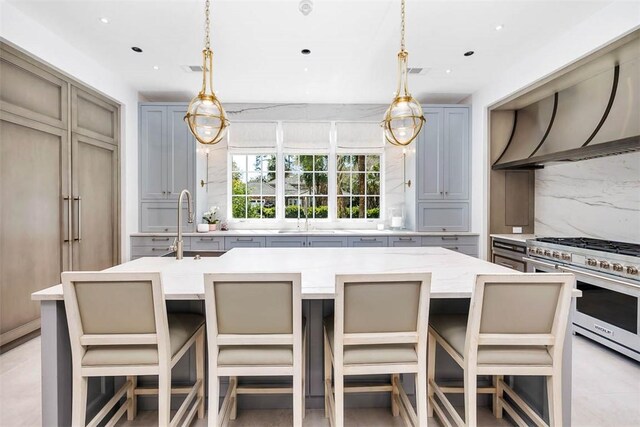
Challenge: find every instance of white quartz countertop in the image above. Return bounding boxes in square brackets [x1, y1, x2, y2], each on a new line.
[131, 230, 480, 237]
[490, 234, 538, 244]
[33, 247, 511, 301]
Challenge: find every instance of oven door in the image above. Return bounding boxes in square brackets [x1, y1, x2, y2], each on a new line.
[523, 256, 558, 273]
[559, 265, 640, 355]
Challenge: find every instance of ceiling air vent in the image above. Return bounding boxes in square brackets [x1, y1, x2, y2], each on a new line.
[407, 67, 430, 76]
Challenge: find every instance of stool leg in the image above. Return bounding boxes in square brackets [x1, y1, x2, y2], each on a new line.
[547, 374, 562, 426]
[127, 376, 137, 420]
[391, 374, 400, 416]
[323, 330, 332, 419]
[208, 376, 219, 427]
[464, 367, 477, 427]
[72, 375, 88, 427]
[493, 375, 504, 418]
[158, 370, 171, 427]
[196, 330, 205, 419]
[416, 368, 427, 427]
[230, 376, 238, 420]
[427, 332, 436, 417]
[335, 371, 344, 427]
[293, 366, 303, 427]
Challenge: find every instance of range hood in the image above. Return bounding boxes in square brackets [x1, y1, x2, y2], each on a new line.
[493, 35, 640, 170]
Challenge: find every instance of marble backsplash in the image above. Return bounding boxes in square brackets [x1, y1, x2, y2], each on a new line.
[198, 103, 410, 229]
[535, 151, 640, 243]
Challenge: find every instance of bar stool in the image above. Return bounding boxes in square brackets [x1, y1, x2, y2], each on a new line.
[324, 273, 432, 427]
[427, 273, 574, 427]
[204, 272, 305, 427]
[62, 271, 205, 427]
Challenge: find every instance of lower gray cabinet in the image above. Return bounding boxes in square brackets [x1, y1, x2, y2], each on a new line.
[389, 236, 421, 247]
[307, 236, 347, 247]
[130, 235, 180, 260]
[266, 236, 307, 247]
[140, 202, 191, 233]
[224, 236, 266, 250]
[190, 236, 224, 251]
[347, 236, 388, 247]
[417, 202, 469, 232]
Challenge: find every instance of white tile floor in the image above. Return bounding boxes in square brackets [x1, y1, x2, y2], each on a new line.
[0, 335, 638, 426]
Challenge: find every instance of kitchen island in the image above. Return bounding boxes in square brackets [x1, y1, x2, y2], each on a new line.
[33, 247, 577, 426]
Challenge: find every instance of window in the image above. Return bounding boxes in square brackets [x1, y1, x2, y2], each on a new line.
[284, 155, 329, 219]
[336, 154, 381, 219]
[231, 154, 277, 219]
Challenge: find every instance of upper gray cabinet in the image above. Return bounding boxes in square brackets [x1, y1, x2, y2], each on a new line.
[417, 107, 469, 200]
[139, 104, 195, 201]
[416, 106, 471, 232]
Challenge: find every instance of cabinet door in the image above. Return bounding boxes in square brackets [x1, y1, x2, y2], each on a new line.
[71, 134, 119, 271]
[190, 236, 225, 251]
[389, 236, 421, 247]
[307, 236, 347, 248]
[139, 105, 167, 200]
[417, 108, 444, 199]
[165, 106, 195, 200]
[1, 116, 70, 343]
[443, 108, 469, 200]
[347, 236, 388, 247]
[417, 202, 469, 232]
[140, 202, 191, 233]
[266, 236, 307, 247]
[225, 237, 266, 250]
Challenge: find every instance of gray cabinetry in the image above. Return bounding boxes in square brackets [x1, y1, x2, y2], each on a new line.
[389, 236, 422, 247]
[416, 106, 470, 232]
[266, 236, 307, 247]
[422, 235, 478, 257]
[307, 236, 347, 248]
[139, 103, 195, 232]
[224, 236, 266, 250]
[347, 236, 388, 247]
[130, 236, 180, 260]
[190, 236, 225, 251]
[140, 203, 191, 233]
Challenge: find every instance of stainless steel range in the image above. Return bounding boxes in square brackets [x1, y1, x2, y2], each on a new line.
[525, 237, 640, 362]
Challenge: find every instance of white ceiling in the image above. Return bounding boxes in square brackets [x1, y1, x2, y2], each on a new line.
[9, 0, 614, 103]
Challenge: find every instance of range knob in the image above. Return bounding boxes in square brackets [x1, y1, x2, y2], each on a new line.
[612, 263, 624, 272]
[536, 248, 544, 255]
[544, 250, 552, 256]
[561, 253, 572, 261]
[552, 251, 561, 259]
[599, 260, 610, 269]
[627, 266, 639, 275]
[586, 258, 598, 267]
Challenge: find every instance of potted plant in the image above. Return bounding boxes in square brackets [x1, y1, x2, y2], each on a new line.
[202, 206, 220, 231]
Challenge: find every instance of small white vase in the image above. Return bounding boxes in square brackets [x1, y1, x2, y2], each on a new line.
[208, 224, 217, 231]
[197, 224, 209, 233]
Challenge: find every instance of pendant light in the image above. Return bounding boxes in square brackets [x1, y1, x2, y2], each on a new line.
[185, 0, 229, 145]
[382, 0, 425, 146]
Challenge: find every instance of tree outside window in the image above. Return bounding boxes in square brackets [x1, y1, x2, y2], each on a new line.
[284, 155, 329, 219]
[336, 154, 380, 219]
[231, 154, 277, 219]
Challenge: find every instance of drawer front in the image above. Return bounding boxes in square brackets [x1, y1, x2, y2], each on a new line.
[224, 236, 266, 250]
[347, 236, 388, 247]
[190, 236, 225, 251]
[493, 254, 526, 272]
[266, 237, 307, 248]
[421, 235, 478, 246]
[307, 237, 348, 248]
[389, 236, 421, 247]
[417, 202, 469, 232]
[131, 236, 174, 247]
[442, 245, 478, 257]
[131, 245, 173, 257]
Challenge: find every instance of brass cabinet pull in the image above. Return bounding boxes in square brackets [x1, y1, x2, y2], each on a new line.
[441, 236, 459, 241]
[199, 237, 215, 241]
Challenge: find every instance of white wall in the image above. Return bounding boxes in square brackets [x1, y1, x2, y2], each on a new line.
[0, 2, 139, 261]
[535, 152, 640, 243]
[469, 2, 640, 259]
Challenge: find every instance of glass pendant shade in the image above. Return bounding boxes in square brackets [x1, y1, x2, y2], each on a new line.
[185, 49, 229, 145]
[383, 51, 425, 146]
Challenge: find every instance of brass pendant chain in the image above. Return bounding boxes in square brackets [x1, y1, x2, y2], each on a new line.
[400, 0, 406, 53]
[204, 0, 211, 51]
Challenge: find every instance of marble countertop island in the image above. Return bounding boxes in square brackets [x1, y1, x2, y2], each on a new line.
[131, 229, 480, 237]
[34, 247, 510, 301]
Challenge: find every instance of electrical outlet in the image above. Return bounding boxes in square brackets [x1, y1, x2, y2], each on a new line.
[512, 227, 523, 234]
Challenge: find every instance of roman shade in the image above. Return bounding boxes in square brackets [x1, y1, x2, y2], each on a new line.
[336, 122, 384, 150]
[227, 121, 277, 149]
[282, 121, 331, 151]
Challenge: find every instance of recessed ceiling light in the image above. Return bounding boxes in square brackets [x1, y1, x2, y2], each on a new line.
[153, 65, 159, 70]
[445, 69, 452, 74]
[131, 47, 143, 53]
[301, 49, 311, 55]
[464, 50, 474, 57]
[99, 17, 109, 24]
[299, 0, 313, 16]
[304, 67, 309, 72]
[495, 24, 504, 31]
